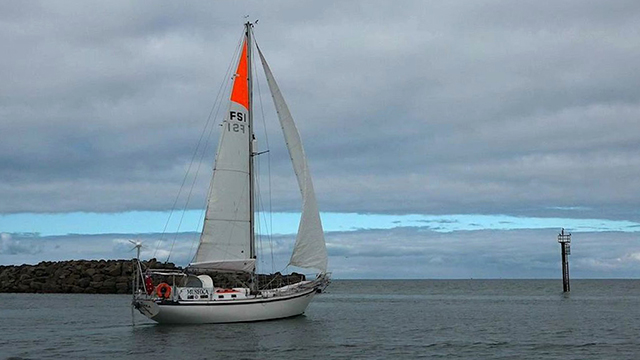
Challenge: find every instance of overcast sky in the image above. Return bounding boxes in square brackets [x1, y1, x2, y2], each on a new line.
[1, 1, 639, 278]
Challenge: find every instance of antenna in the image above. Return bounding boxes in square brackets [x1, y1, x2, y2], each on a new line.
[128, 239, 143, 327]
[242, 15, 258, 26]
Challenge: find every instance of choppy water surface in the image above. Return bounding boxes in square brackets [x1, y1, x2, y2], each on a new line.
[1, 280, 639, 359]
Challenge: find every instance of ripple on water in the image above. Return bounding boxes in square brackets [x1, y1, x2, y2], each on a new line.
[1, 280, 639, 359]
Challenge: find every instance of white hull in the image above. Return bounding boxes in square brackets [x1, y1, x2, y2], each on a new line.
[136, 287, 317, 324]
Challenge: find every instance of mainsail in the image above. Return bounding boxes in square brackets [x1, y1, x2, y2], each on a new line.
[257, 46, 329, 273]
[191, 38, 255, 272]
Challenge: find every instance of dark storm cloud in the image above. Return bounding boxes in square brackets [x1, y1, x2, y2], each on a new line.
[1, 1, 640, 220]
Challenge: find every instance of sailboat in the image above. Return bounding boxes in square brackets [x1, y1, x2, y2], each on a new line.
[132, 22, 330, 324]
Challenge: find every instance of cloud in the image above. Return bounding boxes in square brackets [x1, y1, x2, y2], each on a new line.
[0, 232, 200, 266]
[322, 227, 640, 278]
[1, 1, 640, 223]
[4, 227, 638, 279]
[0, 233, 43, 255]
[625, 252, 640, 262]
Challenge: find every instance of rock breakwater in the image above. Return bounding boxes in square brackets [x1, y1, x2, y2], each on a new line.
[0, 259, 306, 294]
[0, 259, 176, 294]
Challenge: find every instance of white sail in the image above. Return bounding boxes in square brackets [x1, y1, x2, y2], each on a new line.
[191, 40, 255, 273]
[257, 46, 328, 273]
[133, 23, 331, 325]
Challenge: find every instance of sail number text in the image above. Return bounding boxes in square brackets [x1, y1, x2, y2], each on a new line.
[229, 111, 246, 122]
[227, 123, 246, 133]
[227, 111, 247, 133]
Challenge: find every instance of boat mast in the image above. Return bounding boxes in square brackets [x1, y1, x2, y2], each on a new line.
[246, 21, 256, 264]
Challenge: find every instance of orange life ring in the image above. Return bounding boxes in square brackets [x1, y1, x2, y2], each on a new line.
[156, 283, 172, 299]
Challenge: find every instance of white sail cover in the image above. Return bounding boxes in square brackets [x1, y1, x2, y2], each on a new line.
[257, 46, 328, 272]
[191, 40, 255, 273]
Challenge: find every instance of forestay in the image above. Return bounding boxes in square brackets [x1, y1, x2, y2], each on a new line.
[257, 45, 328, 273]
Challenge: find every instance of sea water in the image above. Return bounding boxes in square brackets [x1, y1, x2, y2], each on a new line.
[1, 280, 639, 359]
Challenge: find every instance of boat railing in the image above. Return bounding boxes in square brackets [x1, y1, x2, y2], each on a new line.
[146, 269, 188, 276]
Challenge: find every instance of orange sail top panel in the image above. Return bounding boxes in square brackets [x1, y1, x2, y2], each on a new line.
[230, 39, 249, 109]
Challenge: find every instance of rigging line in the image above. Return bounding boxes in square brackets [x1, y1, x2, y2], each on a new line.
[170, 34, 245, 263]
[255, 154, 272, 275]
[249, 36, 264, 288]
[161, 31, 245, 262]
[186, 127, 221, 265]
[255, 154, 264, 273]
[268, 146, 274, 272]
[186, 178, 210, 264]
[254, 141, 273, 274]
[165, 161, 202, 263]
[256, 167, 274, 275]
[254, 161, 263, 269]
[187, 36, 246, 263]
[248, 38, 265, 281]
[249, 41, 264, 274]
[252, 36, 276, 273]
[201, 44, 257, 261]
[281, 264, 290, 277]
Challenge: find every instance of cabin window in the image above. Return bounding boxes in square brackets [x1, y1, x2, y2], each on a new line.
[218, 295, 224, 299]
[231, 294, 237, 298]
